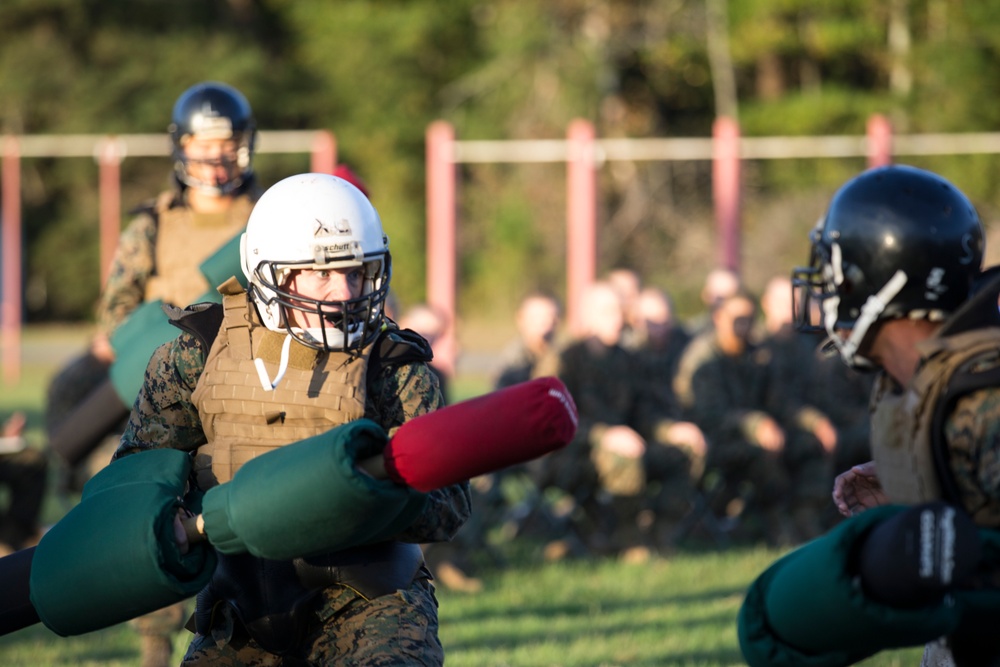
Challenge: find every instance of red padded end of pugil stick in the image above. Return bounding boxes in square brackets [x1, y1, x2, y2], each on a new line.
[382, 377, 578, 492]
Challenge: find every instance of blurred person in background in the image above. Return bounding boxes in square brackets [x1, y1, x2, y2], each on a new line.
[45, 81, 262, 667]
[607, 267, 643, 350]
[492, 290, 562, 390]
[398, 303, 451, 404]
[397, 302, 483, 593]
[756, 275, 838, 540]
[535, 281, 699, 559]
[630, 286, 705, 548]
[46, 81, 262, 492]
[685, 267, 742, 338]
[674, 289, 794, 545]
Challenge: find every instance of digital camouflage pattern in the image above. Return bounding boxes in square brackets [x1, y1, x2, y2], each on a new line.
[941, 369, 1000, 523]
[96, 209, 159, 336]
[115, 319, 470, 666]
[114, 328, 471, 542]
[181, 579, 442, 666]
[96, 188, 258, 337]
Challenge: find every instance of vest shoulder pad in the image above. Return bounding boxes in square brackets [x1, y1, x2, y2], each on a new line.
[375, 327, 434, 366]
[127, 199, 158, 220]
[165, 302, 224, 352]
[127, 190, 179, 219]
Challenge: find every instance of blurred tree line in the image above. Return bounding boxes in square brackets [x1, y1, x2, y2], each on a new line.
[4, 0, 1000, 326]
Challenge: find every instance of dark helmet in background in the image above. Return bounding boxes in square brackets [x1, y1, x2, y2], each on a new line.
[792, 164, 984, 369]
[169, 81, 256, 195]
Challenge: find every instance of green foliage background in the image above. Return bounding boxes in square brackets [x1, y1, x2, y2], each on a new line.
[5, 0, 1000, 325]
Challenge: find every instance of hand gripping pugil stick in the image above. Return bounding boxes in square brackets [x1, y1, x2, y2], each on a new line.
[181, 376, 577, 544]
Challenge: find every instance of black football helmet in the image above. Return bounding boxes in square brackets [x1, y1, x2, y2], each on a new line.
[169, 81, 256, 195]
[792, 165, 984, 369]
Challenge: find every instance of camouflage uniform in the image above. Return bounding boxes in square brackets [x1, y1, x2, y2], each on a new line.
[814, 354, 874, 475]
[60, 185, 259, 666]
[113, 301, 470, 666]
[492, 338, 540, 390]
[869, 321, 1000, 666]
[47, 185, 260, 463]
[673, 328, 791, 543]
[534, 336, 655, 552]
[97, 187, 257, 335]
[631, 326, 701, 537]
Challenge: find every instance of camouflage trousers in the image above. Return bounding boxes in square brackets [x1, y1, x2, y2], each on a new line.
[181, 578, 443, 666]
[591, 440, 697, 511]
[131, 601, 189, 667]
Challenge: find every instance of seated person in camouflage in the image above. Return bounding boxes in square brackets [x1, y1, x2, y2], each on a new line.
[630, 286, 706, 543]
[493, 291, 562, 390]
[113, 173, 471, 666]
[674, 289, 794, 544]
[46, 82, 263, 667]
[755, 275, 839, 539]
[536, 282, 702, 556]
[46, 81, 262, 482]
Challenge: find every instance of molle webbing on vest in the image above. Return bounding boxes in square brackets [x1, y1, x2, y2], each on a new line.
[144, 194, 253, 307]
[872, 329, 1000, 515]
[191, 290, 369, 488]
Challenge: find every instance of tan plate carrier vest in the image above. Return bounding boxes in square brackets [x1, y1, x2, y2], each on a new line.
[871, 327, 1000, 526]
[144, 192, 254, 307]
[191, 282, 371, 490]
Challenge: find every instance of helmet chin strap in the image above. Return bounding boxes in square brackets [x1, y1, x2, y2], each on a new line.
[828, 269, 908, 367]
[254, 333, 293, 391]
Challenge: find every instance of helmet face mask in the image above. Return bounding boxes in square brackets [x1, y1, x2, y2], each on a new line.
[792, 165, 985, 370]
[169, 82, 256, 196]
[249, 257, 391, 353]
[242, 173, 390, 353]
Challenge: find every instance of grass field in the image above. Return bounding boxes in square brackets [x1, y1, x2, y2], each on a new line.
[0, 326, 926, 666]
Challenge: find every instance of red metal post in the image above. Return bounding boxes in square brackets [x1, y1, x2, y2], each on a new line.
[425, 121, 457, 377]
[1, 136, 22, 385]
[311, 130, 337, 175]
[712, 116, 741, 273]
[566, 119, 598, 337]
[97, 137, 124, 285]
[867, 114, 893, 168]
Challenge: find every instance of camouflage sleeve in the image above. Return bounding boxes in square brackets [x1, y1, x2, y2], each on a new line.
[96, 212, 157, 336]
[366, 360, 472, 544]
[943, 386, 1000, 512]
[112, 331, 208, 460]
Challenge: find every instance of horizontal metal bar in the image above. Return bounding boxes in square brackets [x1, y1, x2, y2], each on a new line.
[9, 130, 1000, 163]
[453, 132, 1000, 163]
[4, 131, 326, 159]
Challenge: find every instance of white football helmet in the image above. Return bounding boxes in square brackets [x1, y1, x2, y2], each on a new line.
[241, 173, 390, 352]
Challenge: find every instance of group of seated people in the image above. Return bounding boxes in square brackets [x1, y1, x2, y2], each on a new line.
[0, 267, 875, 574]
[401, 267, 876, 565]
